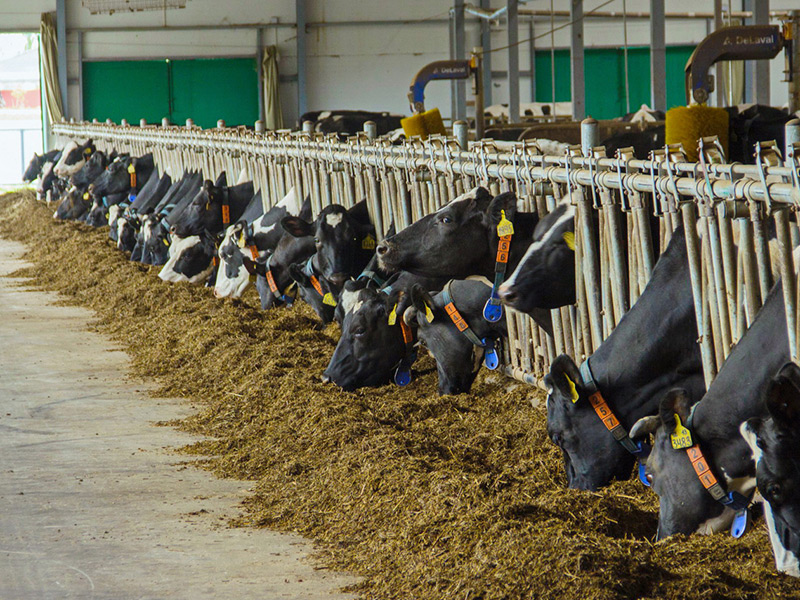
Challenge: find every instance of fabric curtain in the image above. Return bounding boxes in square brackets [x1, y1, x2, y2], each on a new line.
[262, 45, 284, 130]
[40, 12, 64, 125]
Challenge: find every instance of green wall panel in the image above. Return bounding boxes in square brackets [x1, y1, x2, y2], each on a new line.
[83, 58, 258, 128]
[534, 45, 695, 119]
[83, 61, 170, 125]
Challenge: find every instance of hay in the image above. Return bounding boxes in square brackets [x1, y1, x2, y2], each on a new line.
[0, 189, 796, 600]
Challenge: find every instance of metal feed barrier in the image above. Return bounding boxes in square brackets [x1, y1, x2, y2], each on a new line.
[52, 118, 800, 390]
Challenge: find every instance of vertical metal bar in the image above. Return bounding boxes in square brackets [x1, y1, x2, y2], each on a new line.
[296, 0, 308, 118]
[529, 20, 536, 103]
[682, 201, 717, 387]
[480, 0, 493, 107]
[507, 0, 520, 123]
[56, 0, 68, 118]
[752, 0, 771, 106]
[714, 0, 724, 107]
[452, 0, 467, 122]
[752, 203, 774, 300]
[775, 210, 798, 361]
[649, 0, 666, 112]
[77, 31, 84, 121]
[570, 0, 585, 120]
[256, 28, 265, 123]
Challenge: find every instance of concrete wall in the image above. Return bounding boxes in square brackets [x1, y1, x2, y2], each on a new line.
[9, 0, 799, 129]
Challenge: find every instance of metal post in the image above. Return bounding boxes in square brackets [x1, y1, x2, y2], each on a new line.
[529, 20, 536, 103]
[480, 0, 493, 106]
[788, 11, 800, 114]
[579, 119, 602, 349]
[77, 31, 84, 121]
[296, 0, 309, 118]
[255, 120, 265, 133]
[570, 0, 585, 120]
[649, 0, 666, 111]
[749, 0, 771, 106]
[302, 120, 314, 134]
[56, 0, 68, 118]
[714, 0, 725, 107]
[453, 120, 468, 150]
[364, 121, 377, 140]
[256, 28, 265, 123]
[452, 0, 467, 122]
[507, 0, 520, 123]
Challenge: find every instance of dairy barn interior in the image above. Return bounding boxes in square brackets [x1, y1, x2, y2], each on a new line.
[3, 1, 800, 599]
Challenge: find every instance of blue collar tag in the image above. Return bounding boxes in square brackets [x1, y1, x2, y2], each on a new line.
[483, 296, 503, 322]
[129, 193, 137, 203]
[731, 508, 748, 538]
[638, 462, 650, 487]
[482, 338, 499, 370]
[394, 366, 411, 387]
[280, 294, 294, 307]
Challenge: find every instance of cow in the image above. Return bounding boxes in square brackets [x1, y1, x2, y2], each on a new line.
[89, 154, 155, 204]
[287, 255, 339, 325]
[111, 171, 173, 246]
[35, 150, 63, 203]
[299, 110, 403, 138]
[213, 187, 308, 300]
[53, 150, 114, 221]
[23, 149, 60, 183]
[544, 226, 705, 491]
[406, 278, 508, 395]
[629, 282, 788, 541]
[53, 139, 96, 179]
[742, 362, 800, 577]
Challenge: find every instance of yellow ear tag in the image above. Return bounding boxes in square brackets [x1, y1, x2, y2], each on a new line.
[127, 163, 136, 174]
[670, 415, 693, 450]
[83, 192, 90, 200]
[424, 304, 434, 323]
[361, 234, 376, 250]
[237, 232, 246, 248]
[323, 292, 337, 306]
[496, 209, 515, 237]
[84, 147, 92, 155]
[163, 238, 169, 247]
[564, 374, 580, 403]
[563, 231, 575, 251]
[388, 303, 397, 326]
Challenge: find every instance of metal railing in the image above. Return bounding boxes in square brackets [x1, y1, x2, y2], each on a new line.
[52, 118, 800, 388]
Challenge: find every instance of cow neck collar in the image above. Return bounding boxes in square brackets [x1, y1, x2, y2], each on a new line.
[262, 254, 296, 305]
[483, 219, 514, 323]
[772, 507, 800, 558]
[357, 267, 386, 288]
[441, 280, 500, 369]
[302, 256, 336, 306]
[579, 359, 651, 478]
[220, 186, 231, 228]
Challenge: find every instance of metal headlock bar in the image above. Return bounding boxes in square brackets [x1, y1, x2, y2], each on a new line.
[52, 119, 800, 389]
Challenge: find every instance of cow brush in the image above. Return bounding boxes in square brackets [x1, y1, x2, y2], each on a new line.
[665, 104, 730, 162]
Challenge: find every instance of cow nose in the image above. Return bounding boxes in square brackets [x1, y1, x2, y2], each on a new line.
[376, 241, 390, 256]
[321, 373, 331, 384]
[213, 288, 222, 299]
[498, 283, 517, 304]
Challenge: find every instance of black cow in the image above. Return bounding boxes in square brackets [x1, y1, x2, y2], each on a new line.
[545, 226, 704, 491]
[287, 255, 339, 325]
[601, 125, 665, 160]
[726, 104, 793, 164]
[253, 218, 316, 310]
[743, 362, 800, 577]
[408, 278, 507, 395]
[299, 110, 403, 138]
[111, 171, 173, 246]
[23, 149, 60, 183]
[90, 154, 154, 202]
[630, 282, 788, 540]
[35, 150, 63, 202]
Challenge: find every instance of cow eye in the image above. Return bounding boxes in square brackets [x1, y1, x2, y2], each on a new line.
[314, 238, 320, 245]
[352, 327, 366, 338]
[440, 215, 452, 224]
[765, 482, 783, 503]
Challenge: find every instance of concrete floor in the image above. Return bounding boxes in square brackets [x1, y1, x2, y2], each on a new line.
[0, 238, 356, 600]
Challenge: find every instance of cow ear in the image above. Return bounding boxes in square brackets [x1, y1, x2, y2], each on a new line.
[630, 416, 660, 440]
[214, 172, 227, 187]
[287, 263, 310, 286]
[384, 221, 397, 238]
[410, 284, 435, 325]
[659, 388, 691, 432]
[765, 362, 800, 431]
[281, 216, 314, 238]
[548, 354, 583, 404]
[486, 191, 518, 230]
[471, 186, 493, 208]
[348, 199, 372, 225]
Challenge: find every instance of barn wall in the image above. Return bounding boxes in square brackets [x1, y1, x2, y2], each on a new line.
[7, 0, 798, 129]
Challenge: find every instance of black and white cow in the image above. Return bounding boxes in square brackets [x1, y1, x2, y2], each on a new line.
[407, 278, 508, 395]
[90, 153, 155, 204]
[53, 139, 96, 179]
[743, 362, 800, 577]
[630, 282, 788, 540]
[35, 150, 63, 203]
[111, 171, 173, 246]
[287, 255, 340, 325]
[544, 226, 705, 491]
[23, 149, 60, 183]
[213, 187, 307, 299]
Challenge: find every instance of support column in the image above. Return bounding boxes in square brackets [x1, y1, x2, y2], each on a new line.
[56, 0, 68, 119]
[480, 0, 493, 106]
[507, 0, 520, 123]
[451, 0, 467, 122]
[529, 20, 536, 103]
[570, 0, 585, 120]
[256, 28, 265, 123]
[650, 0, 666, 111]
[714, 0, 725, 106]
[77, 31, 84, 121]
[752, 0, 771, 106]
[296, 0, 308, 119]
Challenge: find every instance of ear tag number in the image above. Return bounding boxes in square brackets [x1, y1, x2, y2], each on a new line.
[670, 415, 693, 450]
[496, 209, 514, 237]
[361, 234, 376, 250]
[563, 231, 575, 251]
[482, 338, 499, 370]
[424, 304, 434, 323]
[731, 508, 748, 538]
[394, 365, 411, 387]
[323, 292, 337, 307]
[564, 374, 580, 403]
[388, 303, 397, 326]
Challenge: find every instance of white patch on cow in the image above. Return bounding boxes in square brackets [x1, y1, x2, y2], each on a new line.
[52, 209, 58, 219]
[695, 507, 736, 535]
[116, 218, 128, 248]
[214, 225, 250, 299]
[740, 421, 761, 463]
[37, 161, 53, 194]
[503, 200, 576, 289]
[628, 104, 659, 123]
[142, 219, 154, 245]
[339, 288, 362, 315]
[764, 501, 800, 577]
[326, 212, 344, 227]
[436, 187, 482, 213]
[108, 205, 122, 229]
[54, 141, 86, 178]
[276, 186, 302, 216]
[318, 111, 331, 120]
[159, 235, 201, 283]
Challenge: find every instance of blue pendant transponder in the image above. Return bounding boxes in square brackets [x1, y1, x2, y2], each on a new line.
[482, 338, 499, 370]
[483, 298, 503, 322]
[638, 462, 650, 487]
[731, 509, 748, 538]
[394, 366, 411, 387]
[129, 193, 137, 202]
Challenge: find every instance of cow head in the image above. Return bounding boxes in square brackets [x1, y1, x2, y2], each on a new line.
[91, 155, 135, 198]
[158, 231, 217, 284]
[53, 187, 92, 221]
[214, 221, 252, 299]
[499, 199, 576, 312]
[141, 214, 171, 265]
[322, 283, 409, 390]
[287, 257, 337, 324]
[544, 355, 636, 490]
[172, 173, 228, 238]
[23, 153, 43, 183]
[281, 201, 375, 289]
[115, 212, 140, 253]
[36, 156, 60, 200]
[54, 139, 95, 179]
[407, 279, 502, 395]
[743, 363, 800, 577]
[375, 187, 494, 277]
[255, 228, 316, 310]
[630, 389, 728, 540]
[70, 150, 108, 189]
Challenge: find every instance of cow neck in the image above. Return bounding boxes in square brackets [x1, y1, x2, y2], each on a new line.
[583, 226, 701, 426]
[772, 508, 800, 559]
[302, 256, 336, 306]
[441, 280, 500, 369]
[220, 183, 256, 229]
[262, 254, 296, 305]
[500, 211, 538, 273]
[378, 283, 416, 387]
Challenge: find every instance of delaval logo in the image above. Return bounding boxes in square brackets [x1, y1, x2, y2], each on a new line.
[723, 33, 776, 46]
[435, 65, 468, 76]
